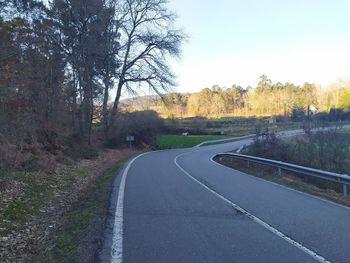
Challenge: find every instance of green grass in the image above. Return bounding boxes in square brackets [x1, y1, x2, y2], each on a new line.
[164, 117, 350, 138]
[36, 158, 128, 263]
[202, 120, 304, 136]
[0, 166, 93, 236]
[340, 127, 350, 133]
[156, 135, 227, 149]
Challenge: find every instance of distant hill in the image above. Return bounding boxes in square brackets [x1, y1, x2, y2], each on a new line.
[119, 94, 162, 112]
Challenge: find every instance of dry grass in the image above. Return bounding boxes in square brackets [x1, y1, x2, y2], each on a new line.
[0, 148, 143, 263]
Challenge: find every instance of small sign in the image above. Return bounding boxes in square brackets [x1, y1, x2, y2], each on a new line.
[126, 136, 135, 142]
[268, 116, 276, 124]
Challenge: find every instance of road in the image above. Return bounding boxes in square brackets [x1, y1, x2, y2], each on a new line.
[105, 134, 350, 263]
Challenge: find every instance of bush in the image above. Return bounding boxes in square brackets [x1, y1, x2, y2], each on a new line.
[313, 112, 328, 122]
[328, 108, 349, 121]
[22, 154, 41, 171]
[107, 110, 164, 148]
[275, 115, 290, 123]
[291, 108, 306, 122]
[247, 129, 350, 175]
[80, 146, 99, 160]
[65, 134, 99, 160]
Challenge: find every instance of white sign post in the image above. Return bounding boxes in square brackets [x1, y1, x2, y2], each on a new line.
[126, 135, 135, 149]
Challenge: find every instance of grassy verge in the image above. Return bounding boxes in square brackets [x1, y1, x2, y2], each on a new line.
[0, 167, 96, 262]
[0, 167, 92, 236]
[156, 135, 227, 149]
[215, 157, 350, 207]
[35, 159, 127, 263]
[0, 149, 140, 263]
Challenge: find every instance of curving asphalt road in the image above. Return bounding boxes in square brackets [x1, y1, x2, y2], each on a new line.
[105, 133, 350, 263]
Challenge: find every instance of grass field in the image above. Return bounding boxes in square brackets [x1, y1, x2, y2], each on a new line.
[164, 116, 350, 139]
[158, 118, 350, 149]
[156, 135, 227, 149]
[164, 117, 305, 137]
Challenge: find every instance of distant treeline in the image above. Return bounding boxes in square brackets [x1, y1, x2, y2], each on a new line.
[124, 75, 350, 119]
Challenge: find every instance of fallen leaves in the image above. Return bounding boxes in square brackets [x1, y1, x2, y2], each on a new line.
[0, 148, 142, 262]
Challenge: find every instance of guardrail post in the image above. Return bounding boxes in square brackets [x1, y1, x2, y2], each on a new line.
[220, 153, 350, 195]
[342, 184, 348, 196]
[277, 167, 282, 176]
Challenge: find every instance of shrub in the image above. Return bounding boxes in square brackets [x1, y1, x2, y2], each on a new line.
[80, 146, 99, 160]
[291, 108, 306, 122]
[65, 134, 99, 160]
[107, 110, 164, 148]
[247, 128, 350, 175]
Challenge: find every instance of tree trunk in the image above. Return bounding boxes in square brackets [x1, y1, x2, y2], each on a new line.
[102, 75, 110, 136]
[109, 81, 123, 131]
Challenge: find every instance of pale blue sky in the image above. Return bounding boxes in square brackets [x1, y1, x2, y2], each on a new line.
[169, 0, 350, 92]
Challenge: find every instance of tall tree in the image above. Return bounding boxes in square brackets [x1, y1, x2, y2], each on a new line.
[94, 0, 121, 135]
[108, 0, 185, 130]
[48, 0, 113, 141]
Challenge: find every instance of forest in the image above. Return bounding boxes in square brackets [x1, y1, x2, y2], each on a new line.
[0, 0, 183, 168]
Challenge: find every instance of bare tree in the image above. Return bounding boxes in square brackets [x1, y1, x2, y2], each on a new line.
[108, 0, 185, 130]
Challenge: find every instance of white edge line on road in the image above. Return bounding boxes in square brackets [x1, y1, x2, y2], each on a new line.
[174, 153, 331, 263]
[110, 152, 150, 263]
[209, 155, 350, 212]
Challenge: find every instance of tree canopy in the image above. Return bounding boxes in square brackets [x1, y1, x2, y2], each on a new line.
[123, 76, 350, 119]
[0, 0, 184, 144]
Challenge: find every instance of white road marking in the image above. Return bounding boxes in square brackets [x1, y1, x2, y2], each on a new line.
[174, 153, 331, 263]
[111, 152, 150, 263]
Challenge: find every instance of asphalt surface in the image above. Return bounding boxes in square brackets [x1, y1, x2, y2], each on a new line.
[109, 134, 350, 263]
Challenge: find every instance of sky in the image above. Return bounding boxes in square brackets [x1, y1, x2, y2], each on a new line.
[168, 0, 350, 93]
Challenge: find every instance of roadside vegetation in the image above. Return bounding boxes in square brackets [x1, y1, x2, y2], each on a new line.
[217, 126, 350, 206]
[248, 127, 350, 175]
[34, 158, 134, 263]
[0, 149, 142, 262]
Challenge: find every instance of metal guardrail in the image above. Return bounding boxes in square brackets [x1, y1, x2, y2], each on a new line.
[194, 134, 255, 147]
[216, 153, 350, 196]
